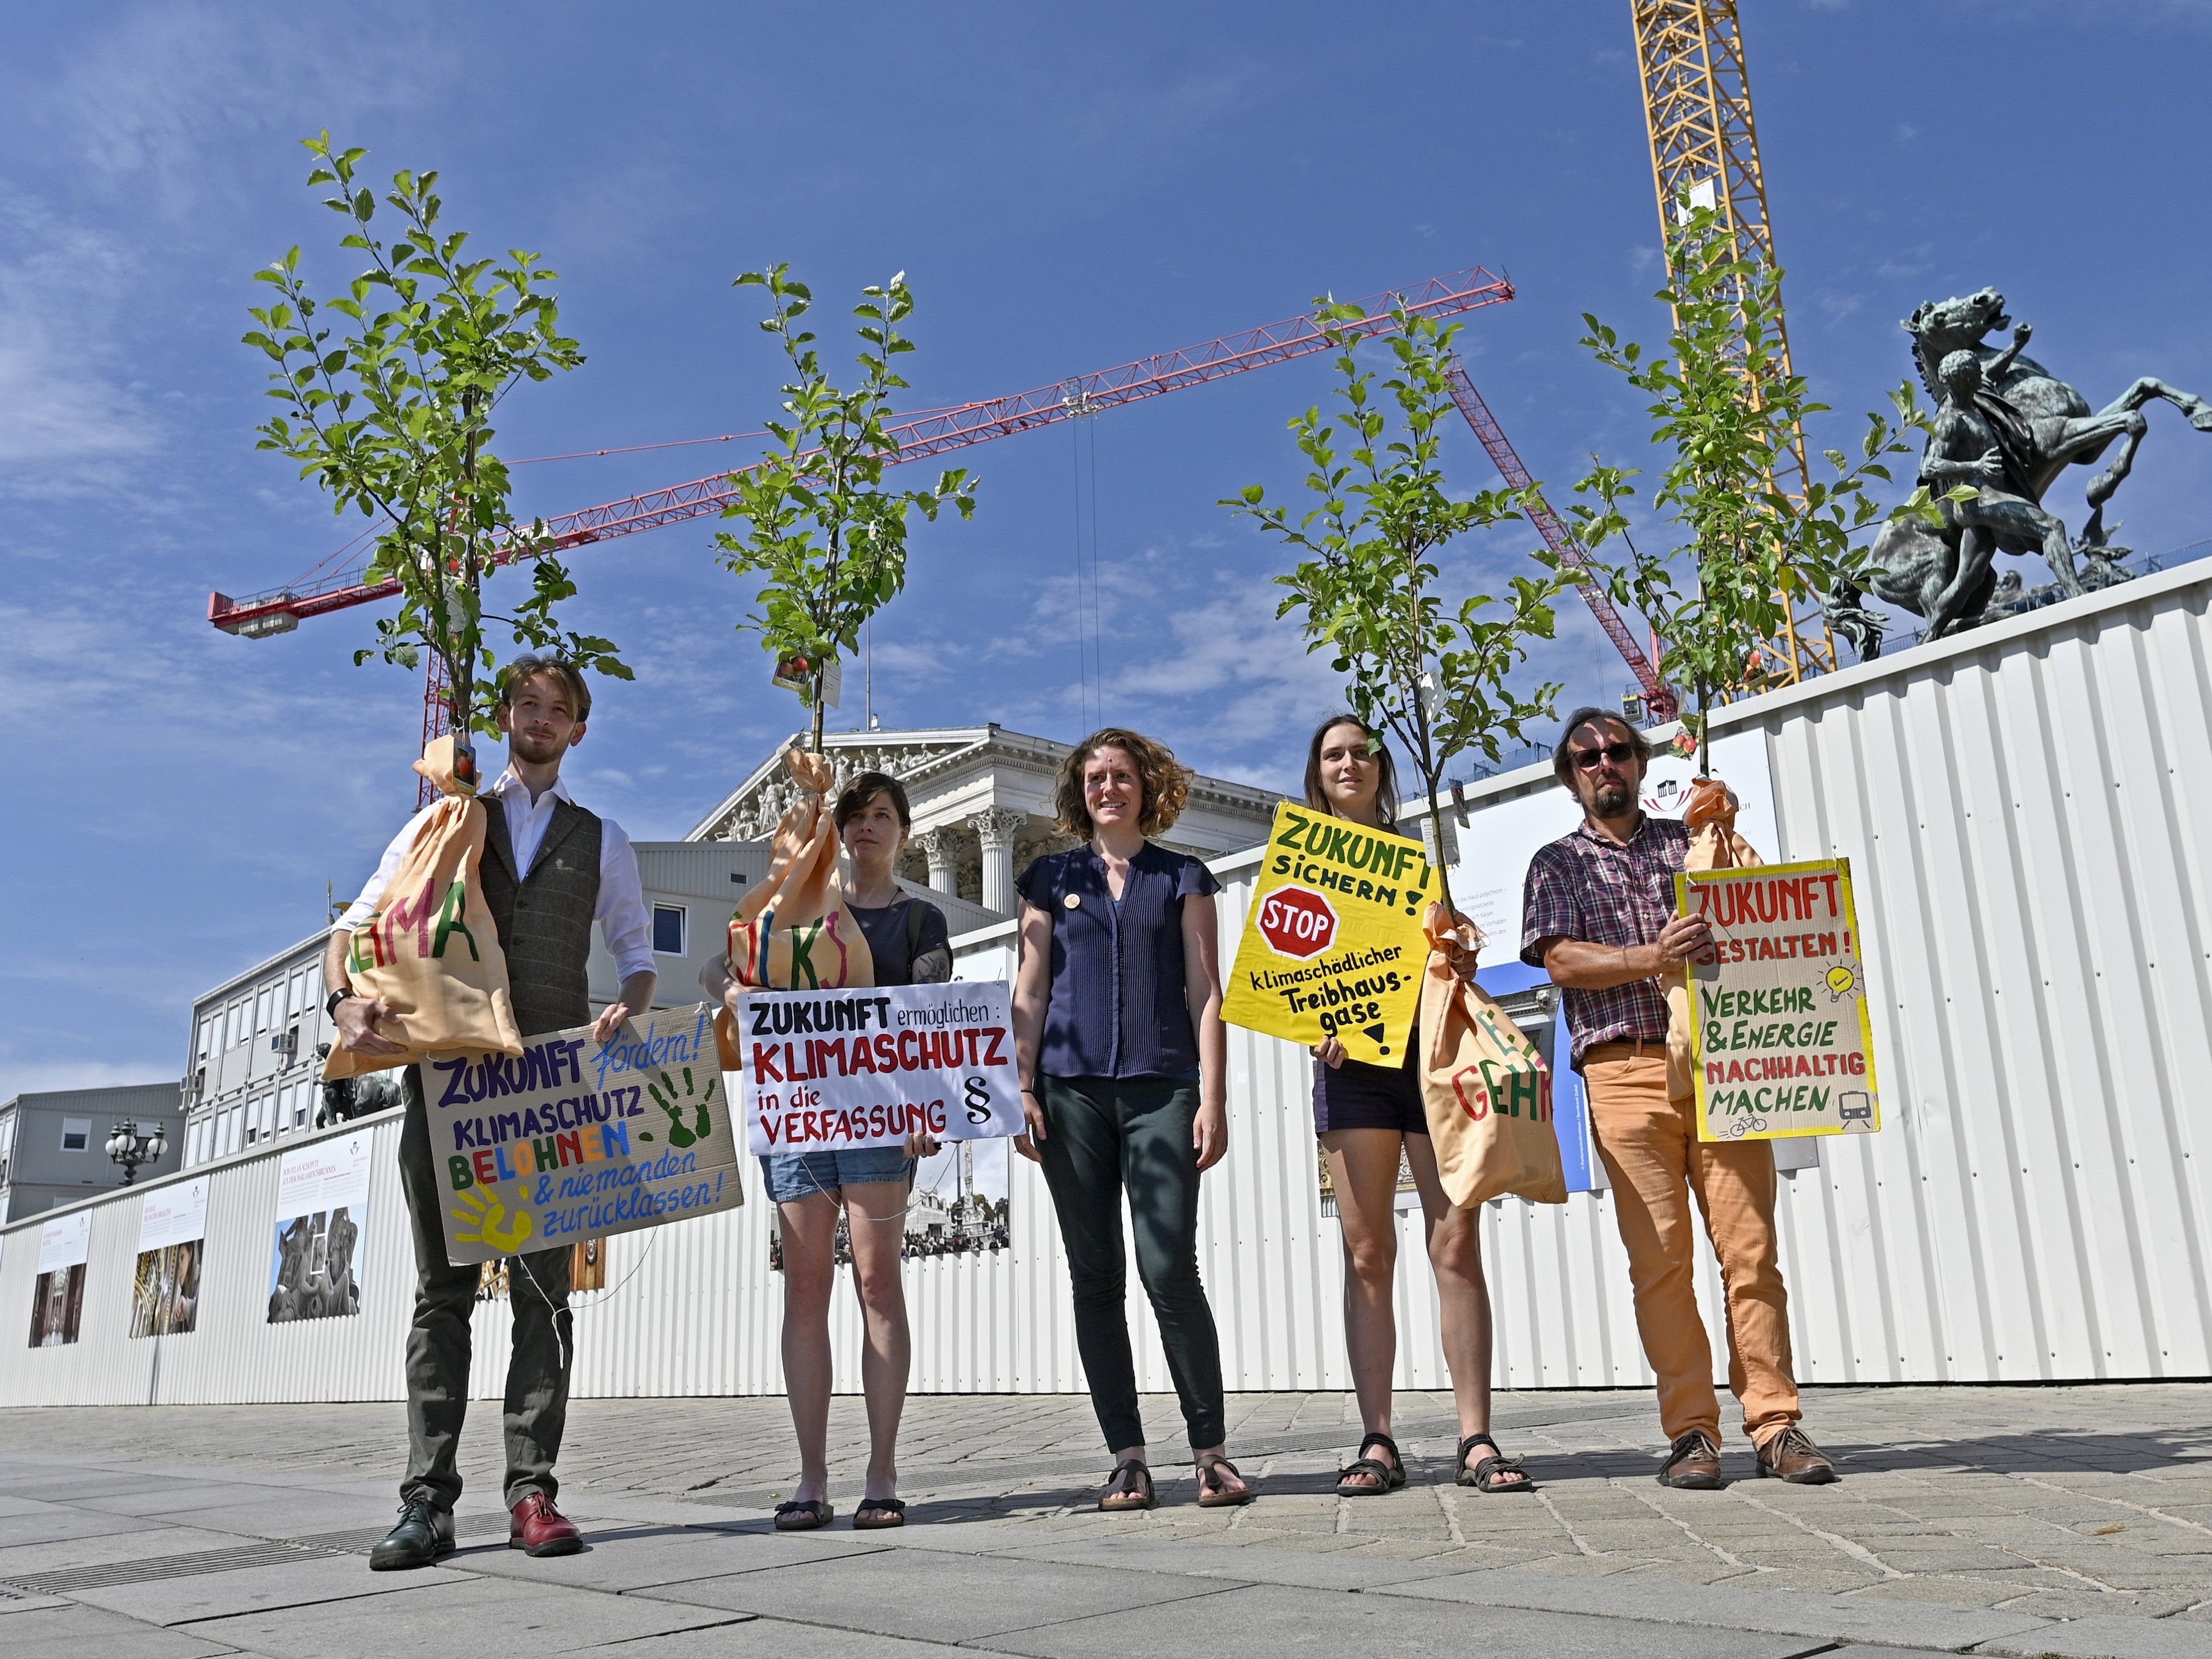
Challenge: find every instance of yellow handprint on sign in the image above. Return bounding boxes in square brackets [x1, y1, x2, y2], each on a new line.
[451, 1187, 533, 1254]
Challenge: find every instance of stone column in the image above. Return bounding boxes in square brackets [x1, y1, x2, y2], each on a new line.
[968, 807, 1027, 916]
[912, 827, 959, 896]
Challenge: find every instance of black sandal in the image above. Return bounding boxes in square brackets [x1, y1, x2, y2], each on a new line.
[1196, 1455, 1252, 1508]
[852, 1497, 906, 1529]
[1098, 1459, 1155, 1511]
[774, 1499, 834, 1530]
[1457, 1433, 1535, 1494]
[1337, 1432, 1406, 1496]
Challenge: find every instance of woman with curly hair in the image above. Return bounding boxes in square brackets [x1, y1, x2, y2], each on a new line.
[1010, 727, 1251, 1512]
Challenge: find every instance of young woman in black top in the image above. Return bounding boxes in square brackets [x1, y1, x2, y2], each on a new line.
[1011, 729, 1251, 1511]
[1307, 716, 1529, 1496]
[705, 770, 951, 1531]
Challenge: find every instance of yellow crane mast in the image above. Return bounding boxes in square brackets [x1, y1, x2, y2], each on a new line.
[1631, 0, 1838, 680]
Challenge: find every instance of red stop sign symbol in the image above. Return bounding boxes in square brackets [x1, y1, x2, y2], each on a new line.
[1258, 886, 1338, 959]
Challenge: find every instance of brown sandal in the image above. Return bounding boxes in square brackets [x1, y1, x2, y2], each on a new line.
[1098, 1459, 1155, 1511]
[1196, 1455, 1252, 1508]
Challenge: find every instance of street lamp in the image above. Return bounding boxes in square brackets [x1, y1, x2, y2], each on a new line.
[107, 1120, 167, 1185]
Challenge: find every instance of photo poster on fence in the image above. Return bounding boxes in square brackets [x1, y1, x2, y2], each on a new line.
[268, 1131, 372, 1324]
[424, 1002, 742, 1268]
[29, 1209, 91, 1348]
[1222, 802, 1442, 1066]
[1679, 858, 1880, 1143]
[741, 980, 1024, 1155]
[131, 1176, 209, 1338]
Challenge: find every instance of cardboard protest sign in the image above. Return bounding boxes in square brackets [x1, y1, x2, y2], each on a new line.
[1222, 802, 1442, 1066]
[423, 1002, 742, 1266]
[29, 1211, 91, 1348]
[269, 1132, 372, 1324]
[741, 981, 1022, 1155]
[1677, 859, 1880, 1143]
[131, 1176, 209, 1337]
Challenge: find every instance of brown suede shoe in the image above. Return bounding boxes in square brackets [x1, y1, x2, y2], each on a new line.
[1756, 1427, 1839, 1484]
[509, 1492, 584, 1556]
[1656, 1430, 1725, 1490]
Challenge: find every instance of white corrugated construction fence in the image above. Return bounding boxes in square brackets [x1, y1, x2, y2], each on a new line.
[3, 559, 2206, 1407]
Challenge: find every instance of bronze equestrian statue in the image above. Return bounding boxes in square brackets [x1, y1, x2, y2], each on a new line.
[1825, 288, 2212, 657]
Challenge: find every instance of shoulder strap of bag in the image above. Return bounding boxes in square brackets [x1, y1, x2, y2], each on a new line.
[905, 896, 925, 958]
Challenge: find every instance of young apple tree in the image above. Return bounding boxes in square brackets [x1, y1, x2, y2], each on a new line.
[1229, 301, 1574, 867]
[715, 265, 978, 751]
[246, 134, 626, 782]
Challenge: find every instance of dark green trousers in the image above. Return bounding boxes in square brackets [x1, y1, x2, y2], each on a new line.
[1037, 1075, 1226, 1451]
[396, 1066, 573, 1511]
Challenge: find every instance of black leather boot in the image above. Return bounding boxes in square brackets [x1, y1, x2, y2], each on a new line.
[369, 1498, 456, 1571]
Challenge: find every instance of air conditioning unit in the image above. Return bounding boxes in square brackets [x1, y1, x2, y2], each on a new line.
[270, 1029, 298, 1059]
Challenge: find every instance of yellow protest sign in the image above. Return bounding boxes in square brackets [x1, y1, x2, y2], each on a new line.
[1222, 802, 1441, 1066]
[1677, 858, 1881, 1143]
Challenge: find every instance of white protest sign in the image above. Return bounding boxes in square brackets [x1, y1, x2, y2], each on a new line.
[741, 981, 1022, 1155]
[38, 1210, 92, 1274]
[138, 1176, 210, 1253]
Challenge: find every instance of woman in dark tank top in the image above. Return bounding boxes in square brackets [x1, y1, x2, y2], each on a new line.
[1305, 715, 1529, 1498]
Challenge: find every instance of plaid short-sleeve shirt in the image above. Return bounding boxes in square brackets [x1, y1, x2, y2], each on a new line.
[1519, 814, 1691, 1068]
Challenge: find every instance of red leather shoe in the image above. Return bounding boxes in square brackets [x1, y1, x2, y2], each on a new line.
[509, 1492, 584, 1556]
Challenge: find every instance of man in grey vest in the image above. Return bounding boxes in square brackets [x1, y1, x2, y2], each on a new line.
[324, 656, 654, 1569]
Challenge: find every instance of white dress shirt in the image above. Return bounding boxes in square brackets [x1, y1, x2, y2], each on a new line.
[335, 768, 656, 983]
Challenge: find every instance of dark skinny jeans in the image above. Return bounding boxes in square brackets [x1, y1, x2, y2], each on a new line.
[397, 1066, 573, 1512]
[1036, 1074, 1226, 1451]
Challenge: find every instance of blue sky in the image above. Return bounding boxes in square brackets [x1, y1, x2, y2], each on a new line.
[6, 1, 2209, 1093]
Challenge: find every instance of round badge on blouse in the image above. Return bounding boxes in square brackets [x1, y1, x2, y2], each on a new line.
[1063, 893, 1081, 910]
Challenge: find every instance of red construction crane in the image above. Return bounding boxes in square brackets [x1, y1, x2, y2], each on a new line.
[209, 261, 1671, 788]
[1442, 360, 1675, 721]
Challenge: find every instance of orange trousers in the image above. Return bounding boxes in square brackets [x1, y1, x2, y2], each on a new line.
[1583, 1048, 1800, 1448]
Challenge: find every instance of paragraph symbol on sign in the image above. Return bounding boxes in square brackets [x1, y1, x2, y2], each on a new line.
[1259, 887, 1338, 960]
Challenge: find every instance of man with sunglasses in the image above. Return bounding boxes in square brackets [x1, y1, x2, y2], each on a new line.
[1521, 709, 1836, 1490]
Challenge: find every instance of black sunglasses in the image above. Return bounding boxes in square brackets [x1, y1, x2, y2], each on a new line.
[1570, 742, 1637, 771]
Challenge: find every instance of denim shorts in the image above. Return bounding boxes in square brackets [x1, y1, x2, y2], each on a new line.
[760, 1147, 912, 1203]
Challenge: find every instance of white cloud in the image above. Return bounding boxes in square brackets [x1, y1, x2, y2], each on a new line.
[0, 196, 157, 478]
[37, 5, 446, 214]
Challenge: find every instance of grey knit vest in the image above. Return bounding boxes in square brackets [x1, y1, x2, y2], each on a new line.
[478, 794, 601, 1038]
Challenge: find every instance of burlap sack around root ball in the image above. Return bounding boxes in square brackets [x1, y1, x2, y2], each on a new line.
[325, 734, 523, 1081]
[1664, 775, 1764, 1103]
[1418, 903, 1565, 1208]
[714, 746, 876, 1070]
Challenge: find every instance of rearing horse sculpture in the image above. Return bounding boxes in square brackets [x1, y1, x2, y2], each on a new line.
[1825, 288, 2212, 657]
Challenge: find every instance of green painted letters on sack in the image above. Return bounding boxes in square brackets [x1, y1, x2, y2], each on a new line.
[432, 877, 480, 961]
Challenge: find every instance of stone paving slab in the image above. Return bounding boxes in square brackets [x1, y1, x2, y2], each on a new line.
[633, 1549, 1251, 1644]
[1977, 1612, 2212, 1657]
[1377, 1565, 2056, 1648]
[171, 1575, 745, 1657]
[67, 1554, 440, 1628]
[980, 1580, 1818, 1659]
[433, 1522, 889, 1592]
[0, 1602, 241, 1656]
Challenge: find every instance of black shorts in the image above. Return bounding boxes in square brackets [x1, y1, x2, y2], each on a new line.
[1313, 1045, 1426, 1138]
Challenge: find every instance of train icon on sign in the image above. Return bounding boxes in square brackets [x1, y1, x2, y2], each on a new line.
[1838, 1091, 1874, 1127]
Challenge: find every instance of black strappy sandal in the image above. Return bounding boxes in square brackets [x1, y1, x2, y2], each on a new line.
[1196, 1455, 1252, 1508]
[1336, 1431, 1406, 1496]
[1457, 1433, 1535, 1494]
[774, 1499, 834, 1530]
[852, 1496, 906, 1529]
[1098, 1459, 1155, 1511]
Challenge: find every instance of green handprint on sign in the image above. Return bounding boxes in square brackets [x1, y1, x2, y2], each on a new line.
[451, 1187, 533, 1254]
[648, 1066, 718, 1150]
